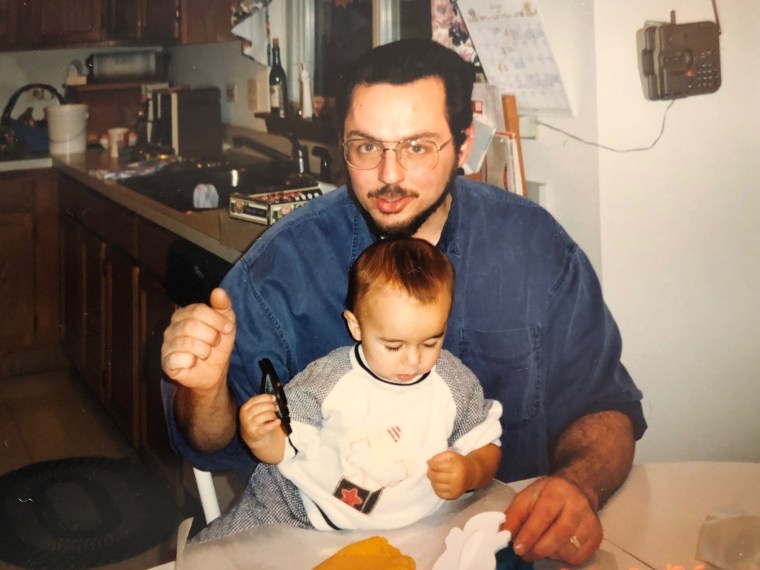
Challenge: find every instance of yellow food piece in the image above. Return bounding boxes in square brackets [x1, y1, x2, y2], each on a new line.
[313, 536, 416, 570]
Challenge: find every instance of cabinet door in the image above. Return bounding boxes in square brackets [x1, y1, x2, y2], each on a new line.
[107, 0, 141, 39]
[33, 169, 60, 349]
[60, 214, 85, 370]
[180, 0, 233, 44]
[37, 0, 104, 45]
[107, 0, 178, 42]
[81, 228, 107, 397]
[139, 271, 179, 483]
[143, 0, 179, 42]
[0, 0, 18, 47]
[106, 245, 140, 445]
[0, 172, 35, 352]
[0, 211, 35, 349]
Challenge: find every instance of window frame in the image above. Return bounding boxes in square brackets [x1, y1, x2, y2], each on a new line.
[288, 0, 401, 100]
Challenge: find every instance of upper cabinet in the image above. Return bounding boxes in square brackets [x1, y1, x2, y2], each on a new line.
[0, 0, 18, 48]
[180, 0, 234, 45]
[1, 0, 233, 50]
[107, 0, 179, 43]
[37, 0, 105, 45]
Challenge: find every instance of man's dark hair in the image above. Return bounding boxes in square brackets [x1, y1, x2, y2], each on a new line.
[336, 39, 476, 151]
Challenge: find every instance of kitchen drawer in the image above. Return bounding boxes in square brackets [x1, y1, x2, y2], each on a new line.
[137, 219, 178, 282]
[103, 202, 138, 259]
[59, 175, 106, 235]
[0, 172, 35, 211]
[59, 175, 137, 258]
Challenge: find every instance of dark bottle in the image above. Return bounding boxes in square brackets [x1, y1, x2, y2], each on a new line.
[269, 38, 288, 118]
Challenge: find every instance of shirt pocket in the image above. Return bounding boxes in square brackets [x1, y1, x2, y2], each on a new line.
[458, 327, 541, 431]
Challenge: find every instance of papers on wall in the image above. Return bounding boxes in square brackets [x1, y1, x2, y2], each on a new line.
[462, 119, 496, 176]
[484, 132, 524, 196]
[457, 0, 572, 116]
[232, 9, 269, 64]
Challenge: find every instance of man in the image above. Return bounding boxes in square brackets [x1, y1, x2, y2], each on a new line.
[161, 39, 646, 564]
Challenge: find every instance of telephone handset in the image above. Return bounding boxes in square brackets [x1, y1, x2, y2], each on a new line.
[638, 10, 721, 100]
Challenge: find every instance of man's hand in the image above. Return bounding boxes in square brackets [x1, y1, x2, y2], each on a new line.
[162, 288, 238, 453]
[239, 394, 286, 464]
[503, 476, 602, 564]
[503, 410, 635, 564]
[161, 287, 236, 391]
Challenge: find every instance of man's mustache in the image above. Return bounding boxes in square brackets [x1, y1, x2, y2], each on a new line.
[366, 185, 419, 199]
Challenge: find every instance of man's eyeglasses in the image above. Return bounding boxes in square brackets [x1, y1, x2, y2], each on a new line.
[342, 137, 454, 172]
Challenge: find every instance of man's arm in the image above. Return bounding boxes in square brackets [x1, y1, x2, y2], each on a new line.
[504, 410, 635, 564]
[175, 381, 237, 453]
[162, 288, 239, 454]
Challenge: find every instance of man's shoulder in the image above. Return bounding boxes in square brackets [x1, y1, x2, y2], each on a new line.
[238, 187, 358, 263]
[451, 178, 573, 247]
[454, 178, 545, 217]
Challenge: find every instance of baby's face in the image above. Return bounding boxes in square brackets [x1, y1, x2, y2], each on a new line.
[349, 286, 450, 383]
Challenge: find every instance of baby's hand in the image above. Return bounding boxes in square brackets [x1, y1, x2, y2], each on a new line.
[239, 394, 282, 452]
[427, 450, 471, 500]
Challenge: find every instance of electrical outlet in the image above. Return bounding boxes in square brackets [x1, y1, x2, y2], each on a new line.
[226, 83, 238, 103]
[247, 79, 258, 110]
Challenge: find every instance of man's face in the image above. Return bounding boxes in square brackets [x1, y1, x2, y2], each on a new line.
[343, 77, 472, 241]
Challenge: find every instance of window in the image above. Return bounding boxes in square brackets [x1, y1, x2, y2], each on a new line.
[290, 0, 431, 99]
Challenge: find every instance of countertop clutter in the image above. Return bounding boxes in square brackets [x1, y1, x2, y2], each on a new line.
[52, 149, 269, 262]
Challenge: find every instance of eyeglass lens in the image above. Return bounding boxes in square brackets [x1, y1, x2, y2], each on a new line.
[344, 139, 445, 171]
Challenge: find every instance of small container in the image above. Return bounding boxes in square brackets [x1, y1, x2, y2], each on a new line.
[107, 127, 128, 158]
[46, 104, 88, 155]
[299, 64, 313, 120]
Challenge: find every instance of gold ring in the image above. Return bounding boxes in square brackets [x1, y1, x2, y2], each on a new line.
[569, 535, 582, 549]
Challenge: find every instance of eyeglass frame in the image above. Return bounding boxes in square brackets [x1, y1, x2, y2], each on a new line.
[341, 136, 455, 172]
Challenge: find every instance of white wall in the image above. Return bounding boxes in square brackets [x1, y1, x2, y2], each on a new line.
[0, 47, 156, 120]
[525, 0, 760, 463]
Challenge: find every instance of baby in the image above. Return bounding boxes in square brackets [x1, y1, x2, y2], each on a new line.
[193, 237, 502, 541]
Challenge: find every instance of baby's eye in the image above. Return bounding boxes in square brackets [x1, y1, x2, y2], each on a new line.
[384, 345, 402, 352]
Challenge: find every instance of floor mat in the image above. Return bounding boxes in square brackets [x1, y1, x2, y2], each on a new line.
[0, 456, 179, 569]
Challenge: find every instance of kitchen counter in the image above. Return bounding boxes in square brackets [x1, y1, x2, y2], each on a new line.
[52, 150, 268, 263]
[0, 154, 53, 172]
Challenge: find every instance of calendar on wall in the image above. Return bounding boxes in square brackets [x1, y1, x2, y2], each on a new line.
[457, 0, 572, 115]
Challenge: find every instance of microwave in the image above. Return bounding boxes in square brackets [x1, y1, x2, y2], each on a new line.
[148, 87, 223, 157]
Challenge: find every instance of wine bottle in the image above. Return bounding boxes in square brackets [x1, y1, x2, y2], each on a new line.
[269, 38, 288, 118]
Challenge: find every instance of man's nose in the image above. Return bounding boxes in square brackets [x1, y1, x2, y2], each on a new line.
[378, 149, 405, 185]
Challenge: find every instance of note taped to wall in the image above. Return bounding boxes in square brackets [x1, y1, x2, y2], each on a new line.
[457, 0, 572, 116]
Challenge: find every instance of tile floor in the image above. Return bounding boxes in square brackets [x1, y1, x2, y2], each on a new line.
[0, 368, 177, 570]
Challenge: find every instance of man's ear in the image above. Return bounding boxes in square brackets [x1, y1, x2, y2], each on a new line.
[456, 123, 476, 169]
[343, 310, 362, 342]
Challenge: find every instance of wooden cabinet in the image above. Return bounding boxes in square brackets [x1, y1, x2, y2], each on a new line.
[36, 0, 105, 46]
[105, 244, 140, 443]
[0, 169, 62, 378]
[1, 0, 235, 49]
[58, 175, 216, 501]
[107, 0, 179, 43]
[139, 269, 180, 486]
[180, 0, 234, 44]
[0, 0, 18, 47]
[0, 190, 34, 349]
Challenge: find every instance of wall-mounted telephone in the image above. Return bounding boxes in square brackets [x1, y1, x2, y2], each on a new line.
[637, 10, 721, 100]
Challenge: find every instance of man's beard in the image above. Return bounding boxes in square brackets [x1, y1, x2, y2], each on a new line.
[348, 172, 458, 239]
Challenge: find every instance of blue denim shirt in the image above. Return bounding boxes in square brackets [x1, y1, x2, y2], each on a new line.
[163, 177, 646, 483]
